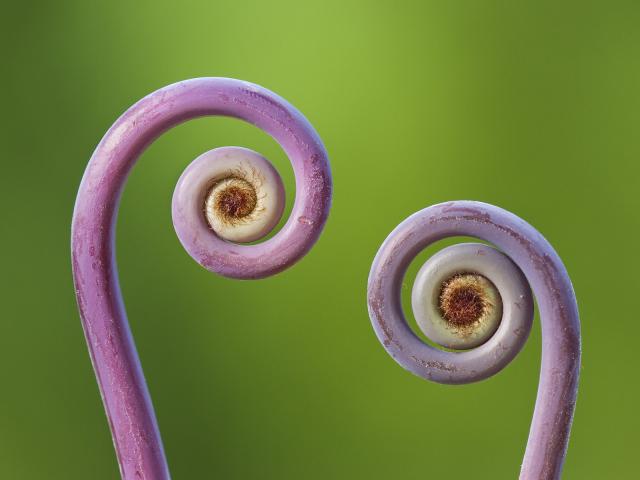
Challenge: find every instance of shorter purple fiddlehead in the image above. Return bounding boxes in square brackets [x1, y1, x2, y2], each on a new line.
[72, 78, 332, 479]
[367, 201, 580, 480]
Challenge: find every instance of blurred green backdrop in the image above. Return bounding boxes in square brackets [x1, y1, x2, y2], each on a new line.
[1, 0, 638, 478]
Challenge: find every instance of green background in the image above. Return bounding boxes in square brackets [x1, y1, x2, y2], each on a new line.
[1, 1, 638, 478]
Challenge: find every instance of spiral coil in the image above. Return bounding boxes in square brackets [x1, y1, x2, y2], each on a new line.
[367, 201, 580, 479]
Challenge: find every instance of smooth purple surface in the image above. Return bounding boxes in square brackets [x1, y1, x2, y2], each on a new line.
[367, 201, 580, 479]
[71, 78, 332, 479]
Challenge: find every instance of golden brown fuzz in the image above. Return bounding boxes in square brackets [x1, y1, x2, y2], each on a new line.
[207, 178, 257, 225]
[439, 274, 495, 328]
[216, 183, 257, 219]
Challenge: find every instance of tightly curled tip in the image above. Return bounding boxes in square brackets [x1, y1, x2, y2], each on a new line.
[165, 80, 331, 279]
[410, 242, 530, 352]
[176, 147, 285, 244]
[173, 139, 330, 274]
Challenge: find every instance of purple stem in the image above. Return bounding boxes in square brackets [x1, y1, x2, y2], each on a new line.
[367, 201, 580, 479]
[71, 78, 332, 479]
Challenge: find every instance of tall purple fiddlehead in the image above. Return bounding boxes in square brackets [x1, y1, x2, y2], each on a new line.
[367, 201, 580, 479]
[71, 78, 332, 479]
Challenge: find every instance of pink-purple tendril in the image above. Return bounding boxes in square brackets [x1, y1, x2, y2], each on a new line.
[72, 78, 332, 479]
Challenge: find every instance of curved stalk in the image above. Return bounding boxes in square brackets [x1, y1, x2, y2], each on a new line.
[71, 78, 332, 479]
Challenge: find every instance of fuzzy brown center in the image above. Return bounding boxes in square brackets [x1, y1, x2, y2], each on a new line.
[439, 274, 491, 327]
[214, 180, 257, 221]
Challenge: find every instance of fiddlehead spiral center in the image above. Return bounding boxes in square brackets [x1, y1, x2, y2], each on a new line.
[438, 273, 500, 332]
[173, 145, 286, 246]
[207, 178, 258, 222]
[410, 242, 528, 351]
